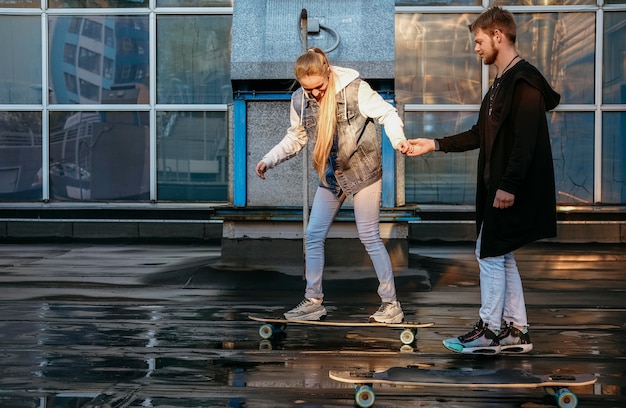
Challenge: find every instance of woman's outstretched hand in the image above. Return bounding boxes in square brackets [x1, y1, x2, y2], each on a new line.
[255, 162, 268, 179]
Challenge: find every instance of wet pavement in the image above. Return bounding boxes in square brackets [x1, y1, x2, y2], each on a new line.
[0, 241, 624, 407]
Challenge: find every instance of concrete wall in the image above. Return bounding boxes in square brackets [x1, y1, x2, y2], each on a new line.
[231, 0, 396, 81]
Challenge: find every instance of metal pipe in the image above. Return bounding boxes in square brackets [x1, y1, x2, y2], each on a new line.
[300, 9, 309, 280]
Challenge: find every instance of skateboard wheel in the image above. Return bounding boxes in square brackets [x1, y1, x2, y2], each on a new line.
[400, 328, 416, 345]
[258, 323, 274, 339]
[354, 384, 375, 407]
[554, 388, 578, 408]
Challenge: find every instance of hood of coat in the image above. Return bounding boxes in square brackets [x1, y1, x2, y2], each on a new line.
[514, 61, 561, 111]
[330, 66, 360, 93]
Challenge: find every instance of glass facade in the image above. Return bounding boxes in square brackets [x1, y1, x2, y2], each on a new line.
[0, 1, 624, 207]
[398, 3, 625, 206]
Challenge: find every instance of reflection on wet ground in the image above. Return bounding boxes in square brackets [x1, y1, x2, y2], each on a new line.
[0, 242, 624, 407]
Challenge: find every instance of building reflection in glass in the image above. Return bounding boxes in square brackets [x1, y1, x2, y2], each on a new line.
[47, 15, 149, 201]
[49, 15, 149, 105]
[0, 112, 43, 200]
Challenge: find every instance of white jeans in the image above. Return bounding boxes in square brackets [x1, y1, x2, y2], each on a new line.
[476, 226, 528, 330]
[304, 180, 397, 303]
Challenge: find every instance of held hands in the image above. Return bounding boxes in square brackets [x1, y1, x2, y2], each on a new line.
[397, 140, 410, 154]
[255, 162, 268, 179]
[404, 139, 436, 156]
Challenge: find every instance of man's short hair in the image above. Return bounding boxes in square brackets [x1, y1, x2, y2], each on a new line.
[468, 6, 517, 44]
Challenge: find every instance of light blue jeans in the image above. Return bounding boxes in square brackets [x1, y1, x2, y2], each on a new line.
[304, 179, 397, 303]
[476, 226, 528, 331]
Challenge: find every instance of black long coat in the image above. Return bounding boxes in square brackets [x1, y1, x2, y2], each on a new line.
[438, 61, 561, 258]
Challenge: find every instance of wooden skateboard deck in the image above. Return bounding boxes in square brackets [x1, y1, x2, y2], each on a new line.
[329, 367, 597, 408]
[248, 315, 434, 345]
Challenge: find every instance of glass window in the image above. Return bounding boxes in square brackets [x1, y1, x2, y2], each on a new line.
[515, 12, 595, 105]
[602, 113, 626, 204]
[395, 1, 480, 5]
[49, 111, 150, 201]
[157, 15, 232, 104]
[82, 18, 103, 41]
[157, 111, 227, 201]
[395, 13, 481, 105]
[404, 111, 478, 204]
[49, 0, 148, 8]
[0, 0, 39, 8]
[0, 112, 42, 201]
[603, 12, 626, 104]
[157, 0, 233, 6]
[550, 112, 594, 205]
[0, 16, 41, 104]
[490, 0, 596, 4]
[404, 111, 595, 206]
[49, 15, 150, 105]
[78, 47, 101, 75]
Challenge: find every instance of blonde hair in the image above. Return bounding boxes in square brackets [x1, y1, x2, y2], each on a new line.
[295, 47, 337, 182]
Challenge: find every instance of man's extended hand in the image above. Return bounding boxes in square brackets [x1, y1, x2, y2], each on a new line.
[405, 139, 436, 156]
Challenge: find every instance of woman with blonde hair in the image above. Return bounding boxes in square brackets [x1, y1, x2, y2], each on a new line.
[256, 47, 410, 323]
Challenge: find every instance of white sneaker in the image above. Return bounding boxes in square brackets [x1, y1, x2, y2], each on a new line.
[369, 300, 404, 324]
[284, 298, 327, 321]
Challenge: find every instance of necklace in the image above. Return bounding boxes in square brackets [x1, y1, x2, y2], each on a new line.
[488, 54, 520, 116]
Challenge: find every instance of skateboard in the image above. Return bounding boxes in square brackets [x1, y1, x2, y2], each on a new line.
[248, 315, 434, 345]
[329, 367, 597, 408]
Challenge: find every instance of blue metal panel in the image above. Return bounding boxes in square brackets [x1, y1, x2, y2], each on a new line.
[381, 95, 396, 208]
[233, 98, 247, 207]
[233, 91, 398, 208]
[381, 127, 395, 208]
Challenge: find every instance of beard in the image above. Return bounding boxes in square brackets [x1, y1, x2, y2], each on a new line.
[482, 39, 498, 65]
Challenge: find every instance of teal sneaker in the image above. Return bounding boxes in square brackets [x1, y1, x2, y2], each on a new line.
[443, 319, 501, 354]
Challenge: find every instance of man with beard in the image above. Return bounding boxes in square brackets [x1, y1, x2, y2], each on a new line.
[405, 6, 560, 354]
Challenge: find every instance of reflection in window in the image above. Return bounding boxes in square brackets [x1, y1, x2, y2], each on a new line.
[78, 47, 101, 74]
[404, 111, 478, 204]
[157, 15, 232, 104]
[602, 113, 626, 204]
[48, 111, 149, 201]
[105, 26, 114, 48]
[49, 15, 149, 105]
[103, 57, 114, 79]
[82, 19, 103, 41]
[550, 112, 594, 205]
[64, 73, 78, 95]
[395, 13, 481, 105]
[63, 43, 77, 64]
[157, 111, 227, 201]
[399, 11, 601, 205]
[395, 1, 479, 4]
[49, 0, 148, 8]
[515, 12, 595, 105]
[0, 112, 42, 201]
[0, 16, 41, 104]
[603, 12, 626, 104]
[494, 0, 596, 4]
[79, 79, 100, 101]
[68, 17, 81, 33]
[0, 0, 40, 7]
[156, 0, 232, 6]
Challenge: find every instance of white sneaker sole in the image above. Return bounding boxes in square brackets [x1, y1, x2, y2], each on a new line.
[284, 309, 327, 321]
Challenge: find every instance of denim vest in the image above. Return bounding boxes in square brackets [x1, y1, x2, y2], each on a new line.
[293, 78, 382, 197]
